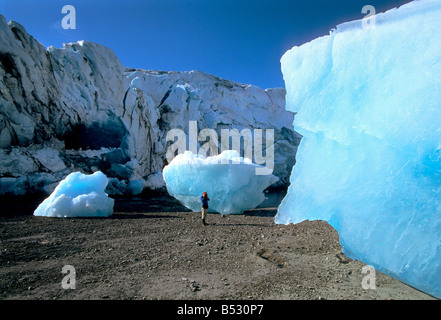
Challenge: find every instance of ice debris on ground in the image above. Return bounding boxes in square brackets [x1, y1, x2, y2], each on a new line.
[275, 0, 441, 298]
[163, 150, 278, 215]
[34, 171, 114, 218]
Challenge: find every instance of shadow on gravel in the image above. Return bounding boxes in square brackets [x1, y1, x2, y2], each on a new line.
[0, 195, 46, 217]
[113, 194, 191, 214]
[244, 208, 277, 217]
[0, 189, 284, 218]
[110, 213, 181, 219]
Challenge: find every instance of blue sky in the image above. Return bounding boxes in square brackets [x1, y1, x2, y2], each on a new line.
[1, 0, 411, 89]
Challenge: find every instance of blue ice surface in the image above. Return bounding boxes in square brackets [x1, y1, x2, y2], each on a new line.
[34, 171, 114, 218]
[276, 0, 441, 298]
[163, 150, 278, 215]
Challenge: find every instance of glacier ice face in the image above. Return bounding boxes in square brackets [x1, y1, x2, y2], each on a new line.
[34, 171, 114, 218]
[163, 150, 278, 215]
[0, 13, 300, 196]
[276, 0, 441, 298]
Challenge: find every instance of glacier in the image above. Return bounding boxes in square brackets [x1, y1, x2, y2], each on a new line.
[0, 13, 300, 196]
[275, 0, 441, 298]
[34, 171, 114, 218]
[163, 150, 278, 215]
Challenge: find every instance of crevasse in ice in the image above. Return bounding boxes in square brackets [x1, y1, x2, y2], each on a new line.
[275, 0, 441, 298]
[163, 150, 278, 215]
[34, 171, 114, 217]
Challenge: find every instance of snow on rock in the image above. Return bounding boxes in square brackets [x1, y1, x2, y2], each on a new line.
[276, 0, 441, 298]
[163, 150, 279, 215]
[34, 171, 114, 218]
[0, 14, 300, 195]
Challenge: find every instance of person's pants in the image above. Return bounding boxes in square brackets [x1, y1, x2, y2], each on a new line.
[201, 207, 208, 220]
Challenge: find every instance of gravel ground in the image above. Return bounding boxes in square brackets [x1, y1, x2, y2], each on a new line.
[0, 193, 436, 301]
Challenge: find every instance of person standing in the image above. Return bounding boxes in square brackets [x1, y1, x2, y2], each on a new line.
[200, 192, 209, 226]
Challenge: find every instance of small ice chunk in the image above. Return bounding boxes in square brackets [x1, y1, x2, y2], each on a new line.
[128, 179, 144, 195]
[34, 171, 114, 217]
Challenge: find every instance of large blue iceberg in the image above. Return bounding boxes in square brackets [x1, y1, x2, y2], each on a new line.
[163, 150, 278, 215]
[275, 0, 441, 298]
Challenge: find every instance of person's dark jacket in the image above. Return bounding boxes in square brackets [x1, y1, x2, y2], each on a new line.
[201, 195, 209, 208]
